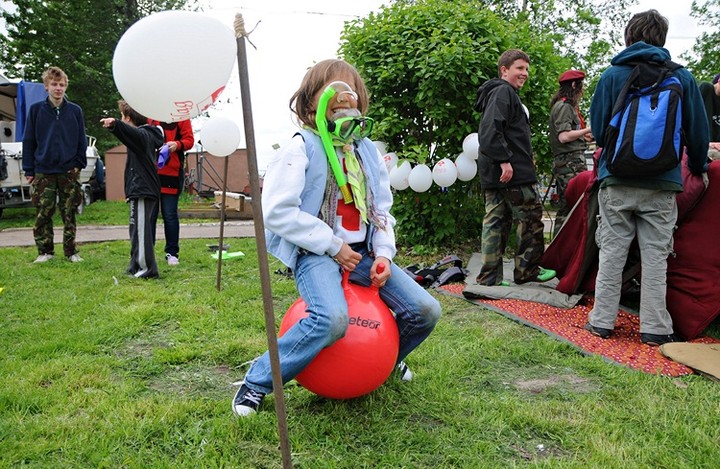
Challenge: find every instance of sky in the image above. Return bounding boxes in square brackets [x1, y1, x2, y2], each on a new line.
[0, 0, 708, 167]
[199, 0, 706, 168]
[195, 0, 388, 167]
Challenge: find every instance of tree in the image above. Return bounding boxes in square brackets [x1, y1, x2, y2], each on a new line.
[685, 0, 720, 82]
[0, 0, 196, 154]
[339, 0, 588, 247]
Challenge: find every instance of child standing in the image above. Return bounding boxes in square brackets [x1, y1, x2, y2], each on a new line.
[100, 100, 164, 279]
[232, 59, 442, 416]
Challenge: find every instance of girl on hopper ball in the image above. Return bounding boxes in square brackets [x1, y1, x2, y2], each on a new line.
[232, 59, 441, 416]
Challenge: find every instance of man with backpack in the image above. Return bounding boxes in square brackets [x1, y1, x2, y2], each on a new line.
[586, 9, 708, 346]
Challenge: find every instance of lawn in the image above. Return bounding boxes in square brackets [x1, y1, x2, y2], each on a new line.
[1, 208, 719, 467]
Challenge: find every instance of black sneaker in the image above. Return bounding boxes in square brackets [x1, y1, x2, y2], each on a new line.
[396, 361, 413, 382]
[641, 333, 681, 347]
[232, 383, 266, 416]
[584, 322, 612, 339]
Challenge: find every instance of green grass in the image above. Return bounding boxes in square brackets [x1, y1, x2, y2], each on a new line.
[0, 194, 219, 230]
[1, 227, 720, 467]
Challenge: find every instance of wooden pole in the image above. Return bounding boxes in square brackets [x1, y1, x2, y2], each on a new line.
[233, 13, 293, 468]
[215, 154, 230, 291]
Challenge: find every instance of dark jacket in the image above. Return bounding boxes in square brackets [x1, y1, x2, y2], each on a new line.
[700, 81, 720, 142]
[474, 78, 537, 189]
[590, 41, 708, 190]
[22, 97, 87, 176]
[108, 120, 163, 200]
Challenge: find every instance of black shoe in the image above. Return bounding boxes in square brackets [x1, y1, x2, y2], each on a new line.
[584, 322, 612, 339]
[641, 333, 681, 347]
[232, 382, 265, 416]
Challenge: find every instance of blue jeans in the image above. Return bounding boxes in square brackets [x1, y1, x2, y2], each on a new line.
[243, 246, 442, 394]
[151, 193, 180, 257]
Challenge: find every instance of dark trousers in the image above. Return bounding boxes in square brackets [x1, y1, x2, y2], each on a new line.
[128, 197, 159, 278]
[151, 192, 180, 258]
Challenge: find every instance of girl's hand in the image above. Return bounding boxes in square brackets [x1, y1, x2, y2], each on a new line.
[370, 257, 391, 288]
[333, 243, 362, 272]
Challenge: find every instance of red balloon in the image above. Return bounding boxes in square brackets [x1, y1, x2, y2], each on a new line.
[279, 269, 399, 399]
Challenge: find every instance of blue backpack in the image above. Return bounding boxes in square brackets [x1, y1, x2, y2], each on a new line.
[603, 60, 684, 177]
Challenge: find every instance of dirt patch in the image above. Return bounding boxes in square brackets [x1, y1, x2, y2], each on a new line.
[513, 373, 597, 394]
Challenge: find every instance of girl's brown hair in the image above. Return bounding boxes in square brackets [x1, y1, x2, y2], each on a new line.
[289, 59, 369, 128]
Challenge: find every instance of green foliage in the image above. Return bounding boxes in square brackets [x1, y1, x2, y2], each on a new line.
[0, 0, 197, 154]
[685, 0, 720, 81]
[339, 1, 571, 246]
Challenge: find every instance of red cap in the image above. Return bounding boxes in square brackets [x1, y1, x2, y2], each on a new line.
[559, 69, 586, 83]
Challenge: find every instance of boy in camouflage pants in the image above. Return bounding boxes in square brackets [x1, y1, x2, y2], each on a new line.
[473, 50, 555, 286]
[22, 66, 87, 263]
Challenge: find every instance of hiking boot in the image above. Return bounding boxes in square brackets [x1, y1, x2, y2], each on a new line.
[536, 267, 556, 282]
[166, 254, 180, 266]
[641, 333, 681, 347]
[68, 254, 84, 263]
[232, 383, 265, 416]
[33, 254, 54, 263]
[584, 322, 612, 339]
[396, 361, 413, 382]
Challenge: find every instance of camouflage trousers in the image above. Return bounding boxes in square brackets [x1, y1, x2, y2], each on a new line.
[477, 185, 545, 286]
[32, 171, 82, 257]
[552, 152, 587, 236]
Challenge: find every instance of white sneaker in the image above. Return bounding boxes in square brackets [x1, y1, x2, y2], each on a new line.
[68, 254, 84, 263]
[33, 254, 54, 263]
[396, 361, 413, 382]
[166, 254, 179, 266]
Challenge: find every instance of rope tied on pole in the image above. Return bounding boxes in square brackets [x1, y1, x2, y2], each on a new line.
[233, 14, 259, 49]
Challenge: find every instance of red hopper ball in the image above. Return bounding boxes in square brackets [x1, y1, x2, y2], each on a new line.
[278, 266, 399, 399]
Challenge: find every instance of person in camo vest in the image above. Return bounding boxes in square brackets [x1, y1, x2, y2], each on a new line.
[22, 66, 88, 264]
[473, 49, 556, 286]
[548, 69, 594, 236]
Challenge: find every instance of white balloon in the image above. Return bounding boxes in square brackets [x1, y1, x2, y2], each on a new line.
[408, 164, 433, 192]
[389, 160, 411, 190]
[374, 141, 388, 155]
[432, 158, 458, 187]
[113, 11, 236, 122]
[462, 132, 479, 157]
[383, 152, 398, 172]
[460, 148, 478, 161]
[201, 117, 242, 157]
[455, 154, 478, 181]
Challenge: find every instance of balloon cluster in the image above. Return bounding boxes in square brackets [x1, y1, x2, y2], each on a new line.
[112, 10, 242, 157]
[378, 133, 479, 193]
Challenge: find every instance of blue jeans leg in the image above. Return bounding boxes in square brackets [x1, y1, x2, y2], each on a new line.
[243, 253, 349, 394]
[160, 193, 180, 257]
[349, 253, 441, 363]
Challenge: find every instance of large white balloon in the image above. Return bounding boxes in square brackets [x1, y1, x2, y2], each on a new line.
[455, 153, 478, 181]
[201, 117, 242, 157]
[462, 132, 480, 158]
[113, 11, 236, 122]
[389, 160, 411, 190]
[432, 158, 457, 187]
[408, 164, 433, 192]
[374, 141, 388, 155]
[383, 152, 398, 173]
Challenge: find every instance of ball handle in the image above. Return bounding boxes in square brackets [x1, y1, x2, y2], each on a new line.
[340, 260, 385, 291]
